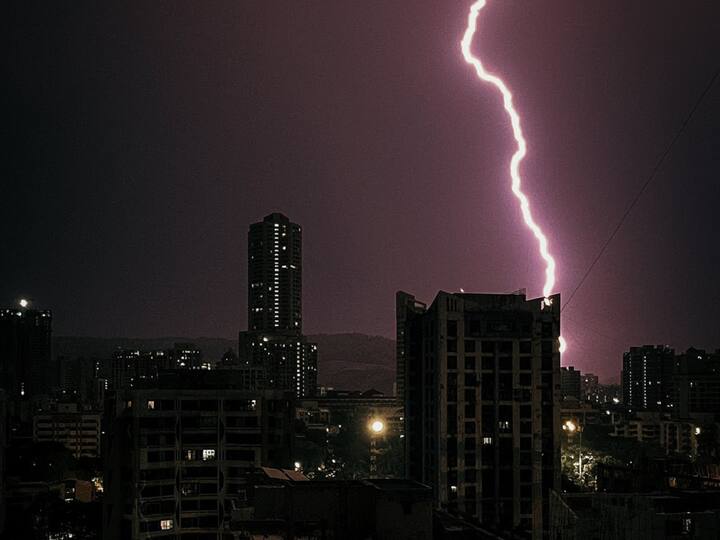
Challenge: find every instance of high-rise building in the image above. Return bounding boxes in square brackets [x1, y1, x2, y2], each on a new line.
[395, 292, 427, 402]
[560, 366, 581, 401]
[238, 333, 317, 398]
[672, 348, 720, 417]
[239, 213, 317, 398]
[248, 213, 302, 334]
[398, 290, 561, 538]
[102, 370, 295, 540]
[621, 345, 675, 412]
[0, 303, 53, 414]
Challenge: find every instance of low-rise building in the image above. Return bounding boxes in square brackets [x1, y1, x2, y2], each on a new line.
[102, 370, 295, 540]
[550, 490, 720, 540]
[33, 402, 101, 458]
[232, 473, 432, 540]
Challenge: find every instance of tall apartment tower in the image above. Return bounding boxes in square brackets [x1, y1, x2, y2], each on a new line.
[239, 213, 317, 398]
[248, 213, 302, 334]
[0, 304, 53, 411]
[621, 345, 675, 412]
[398, 290, 561, 539]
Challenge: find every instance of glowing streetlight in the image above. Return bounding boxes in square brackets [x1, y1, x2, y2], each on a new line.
[19, 298, 29, 308]
[370, 419, 385, 434]
[563, 420, 577, 433]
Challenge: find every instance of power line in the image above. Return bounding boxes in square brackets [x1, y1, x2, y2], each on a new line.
[562, 66, 720, 312]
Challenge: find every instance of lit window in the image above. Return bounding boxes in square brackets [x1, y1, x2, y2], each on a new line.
[147, 400, 155, 410]
[482, 437, 493, 445]
[202, 449, 216, 461]
[184, 449, 196, 461]
[160, 519, 173, 530]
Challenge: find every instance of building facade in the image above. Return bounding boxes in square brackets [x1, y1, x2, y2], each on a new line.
[248, 212, 302, 334]
[622, 345, 675, 412]
[560, 366, 582, 401]
[239, 213, 317, 398]
[398, 290, 561, 538]
[580, 372, 600, 403]
[0, 305, 53, 411]
[33, 403, 101, 458]
[102, 370, 295, 540]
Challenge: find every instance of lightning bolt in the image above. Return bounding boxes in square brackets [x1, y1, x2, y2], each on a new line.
[461, 0, 566, 354]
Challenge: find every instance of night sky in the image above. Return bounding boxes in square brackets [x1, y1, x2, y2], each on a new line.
[5, 1, 719, 381]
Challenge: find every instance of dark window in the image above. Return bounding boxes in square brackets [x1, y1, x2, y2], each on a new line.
[499, 374, 513, 400]
[481, 341, 495, 354]
[482, 357, 495, 370]
[464, 340, 476, 353]
[519, 341, 532, 354]
[482, 470, 496, 494]
[499, 341, 513, 354]
[447, 320, 458, 337]
[464, 403, 476, 419]
[499, 470, 513, 496]
[499, 356, 513, 371]
[465, 356, 476, 371]
[519, 373, 532, 386]
[520, 404, 532, 419]
[481, 377, 495, 400]
[447, 355, 457, 370]
[447, 340, 457, 353]
[520, 356, 532, 370]
[481, 405, 495, 433]
[465, 421, 476, 434]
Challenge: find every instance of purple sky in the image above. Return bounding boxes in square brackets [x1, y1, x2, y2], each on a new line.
[5, 1, 720, 381]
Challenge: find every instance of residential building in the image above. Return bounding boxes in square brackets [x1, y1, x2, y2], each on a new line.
[58, 356, 104, 405]
[33, 402, 101, 458]
[672, 348, 720, 417]
[237, 332, 317, 398]
[580, 372, 599, 403]
[0, 303, 53, 413]
[395, 292, 427, 403]
[621, 345, 675, 412]
[550, 490, 720, 540]
[247, 212, 302, 334]
[561, 366, 582, 401]
[238, 213, 317, 398]
[102, 370, 295, 540]
[104, 344, 205, 391]
[398, 289, 561, 538]
[231, 473, 433, 540]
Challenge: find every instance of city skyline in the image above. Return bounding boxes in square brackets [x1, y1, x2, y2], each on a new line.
[5, 1, 719, 382]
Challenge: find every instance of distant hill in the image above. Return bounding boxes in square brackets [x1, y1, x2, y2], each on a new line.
[53, 332, 396, 395]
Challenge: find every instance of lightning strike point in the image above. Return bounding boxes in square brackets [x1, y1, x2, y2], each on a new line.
[461, 0, 566, 352]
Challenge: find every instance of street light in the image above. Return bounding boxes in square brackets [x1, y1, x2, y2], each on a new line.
[368, 418, 386, 477]
[19, 298, 29, 308]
